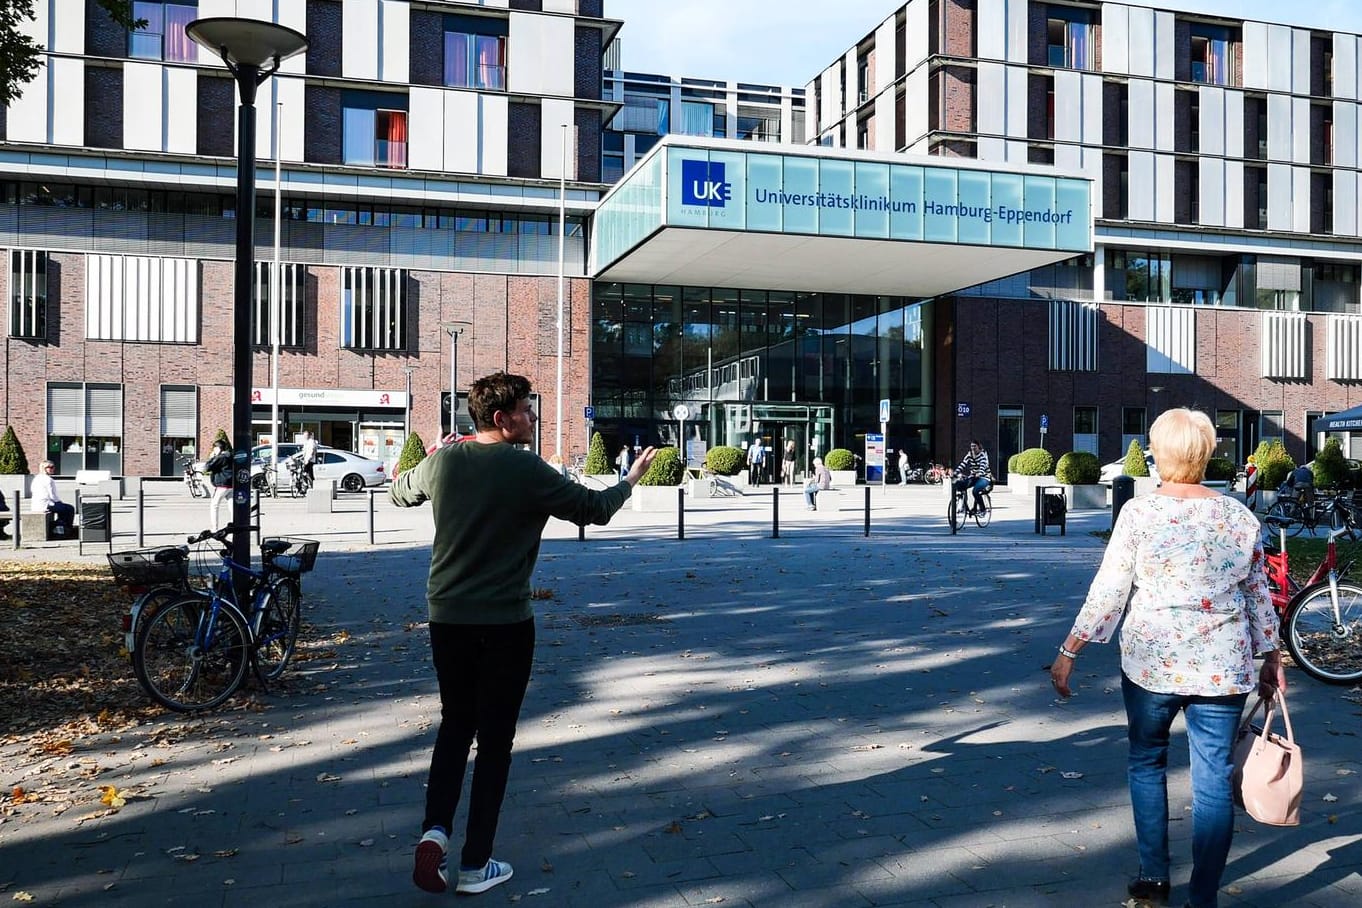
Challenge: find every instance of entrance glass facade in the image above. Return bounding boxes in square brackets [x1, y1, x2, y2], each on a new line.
[591, 282, 934, 475]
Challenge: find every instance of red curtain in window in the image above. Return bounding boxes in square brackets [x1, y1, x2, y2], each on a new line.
[385, 112, 408, 168]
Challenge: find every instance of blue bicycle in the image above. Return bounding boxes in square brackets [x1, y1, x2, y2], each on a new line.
[131, 525, 317, 711]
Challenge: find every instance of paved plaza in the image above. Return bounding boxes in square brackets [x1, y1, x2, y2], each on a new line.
[2, 483, 1360, 907]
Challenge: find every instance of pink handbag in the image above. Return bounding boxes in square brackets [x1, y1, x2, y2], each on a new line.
[1231, 690, 1303, 827]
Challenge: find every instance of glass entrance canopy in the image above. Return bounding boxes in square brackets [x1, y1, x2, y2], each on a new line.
[592, 138, 1093, 297]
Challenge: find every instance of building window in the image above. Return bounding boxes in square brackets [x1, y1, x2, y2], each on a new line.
[857, 118, 870, 149]
[1109, 250, 1172, 303]
[47, 383, 123, 475]
[340, 266, 405, 351]
[85, 254, 199, 342]
[675, 101, 717, 137]
[1259, 410, 1284, 443]
[160, 385, 197, 476]
[1190, 24, 1237, 86]
[343, 98, 408, 169]
[9, 249, 48, 339]
[737, 108, 779, 142]
[1048, 5, 1096, 70]
[1123, 407, 1147, 438]
[444, 14, 507, 90]
[253, 261, 305, 349]
[857, 53, 870, 103]
[1048, 300, 1100, 371]
[129, 1, 197, 63]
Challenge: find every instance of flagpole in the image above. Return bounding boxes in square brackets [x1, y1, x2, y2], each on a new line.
[555, 122, 567, 465]
[270, 99, 282, 488]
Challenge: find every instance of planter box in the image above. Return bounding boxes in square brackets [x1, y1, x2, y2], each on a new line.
[686, 478, 711, 499]
[830, 470, 857, 489]
[1007, 474, 1055, 498]
[1064, 483, 1107, 510]
[579, 474, 616, 491]
[631, 485, 682, 512]
[0, 474, 33, 501]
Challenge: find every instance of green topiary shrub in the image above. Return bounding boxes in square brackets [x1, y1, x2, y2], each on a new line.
[824, 448, 855, 471]
[0, 426, 30, 475]
[1251, 439, 1294, 489]
[1205, 457, 1236, 482]
[395, 432, 426, 476]
[1123, 439, 1150, 477]
[1312, 437, 1348, 489]
[584, 431, 613, 475]
[1011, 447, 1054, 476]
[638, 446, 684, 486]
[705, 445, 744, 476]
[1055, 451, 1101, 485]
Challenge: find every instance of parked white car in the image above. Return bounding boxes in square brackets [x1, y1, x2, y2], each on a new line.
[200, 444, 388, 491]
[1099, 450, 1160, 485]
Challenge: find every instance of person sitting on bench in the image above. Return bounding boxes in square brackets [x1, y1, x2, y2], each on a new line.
[31, 460, 75, 537]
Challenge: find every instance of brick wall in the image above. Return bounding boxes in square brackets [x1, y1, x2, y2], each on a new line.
[940, 65, 974, 133]
[575, 108, 601, 182]
[507, 102, 542, 179]
[941, 0, 975, 58]
[304, 86, 342, 166]
[84, 66, 123, 150]
[306, 0, 342, 78]
[197, 76, 235, 158]
[410, 10, 444, 87]
[574, 26, 603, 100]
[85, 1, 125, 58]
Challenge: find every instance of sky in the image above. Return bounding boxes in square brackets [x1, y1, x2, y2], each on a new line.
[604, 0, 1362, 87]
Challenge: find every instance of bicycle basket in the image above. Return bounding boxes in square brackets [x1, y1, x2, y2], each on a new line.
[107, 547, 188, 591]
[262, 536, 320, 574]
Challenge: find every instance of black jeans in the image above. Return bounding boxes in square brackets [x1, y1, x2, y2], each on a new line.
[424, 618, 535, 869]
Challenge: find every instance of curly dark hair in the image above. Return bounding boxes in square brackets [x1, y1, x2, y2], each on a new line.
[468, 371, 532, 431]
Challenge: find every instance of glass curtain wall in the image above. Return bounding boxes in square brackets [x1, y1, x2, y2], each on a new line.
[592, 282, 933, 462]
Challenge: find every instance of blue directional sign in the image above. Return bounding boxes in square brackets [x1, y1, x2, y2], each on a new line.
[584, 406, 595, 420]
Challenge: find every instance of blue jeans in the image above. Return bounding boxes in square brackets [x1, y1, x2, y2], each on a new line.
[1122, 674, 1248, 908]
[424, 619, 535, 869]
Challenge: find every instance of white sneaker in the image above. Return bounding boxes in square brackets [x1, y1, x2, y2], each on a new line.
[412, 827, 449, 893]
[456, 859, 513, 894]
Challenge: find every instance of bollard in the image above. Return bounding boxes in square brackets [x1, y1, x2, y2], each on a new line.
[772, 486, 779, 539]
[1245, 462, 1258, 512]
[252, 488, 262, 547]
[864, 486, 871, 537]
[367, 489, 376, 545]
[10, 490, 19, 550]
[677, 487, 685, 540]
[137, 486, 145, 548]
[1111, 475, 1136, 529]
[578, 521, 585, 541]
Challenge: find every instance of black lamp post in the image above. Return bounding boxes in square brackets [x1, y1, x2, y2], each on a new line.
[186, 18, 307, 573]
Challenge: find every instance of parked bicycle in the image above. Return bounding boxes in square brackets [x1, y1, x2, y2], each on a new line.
[924, 463, 949, 485]
[1282, 525, 1362, 684]
[130, 525, 317, 711]
[1262, 514, 1354, 619]
[109, 543, 213, 657]
[282, 455, 313, 497]
[181, 455, 208, 499]
[947, 471, 992, 534]
[1266, 487, 1357, 539]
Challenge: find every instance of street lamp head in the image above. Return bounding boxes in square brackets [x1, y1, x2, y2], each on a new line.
[186, 17, 308, 70]
[442, 321, 472, 338]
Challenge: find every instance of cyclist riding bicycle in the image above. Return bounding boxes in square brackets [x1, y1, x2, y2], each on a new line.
[953, 440, 993, 513]
[1281, 463, 1315, 506]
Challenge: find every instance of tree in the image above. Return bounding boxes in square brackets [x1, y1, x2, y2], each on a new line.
[1122, 439, 1149, 477]
[0, 3, 144, 107]
[0, 425, 30, 474]
[583, 431, 613, 475]
[395, 432, 426, 476]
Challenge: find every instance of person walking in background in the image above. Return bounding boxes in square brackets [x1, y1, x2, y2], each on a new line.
[747, 437, 765, 486]
[897, 448, 909, 484]
[30, 460, 75, 536]
[1050, 408, 1282, 908]
[299, 430, 318, 485]
[616, 444, 631, 481]
[391, 371, 656, 897]
[804, 456, 832, 510]
[782, 439, 797, 485]
[204, 440, 233, 532]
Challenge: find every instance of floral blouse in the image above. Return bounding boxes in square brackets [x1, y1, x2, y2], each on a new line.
[1070, 494, 1277, 696]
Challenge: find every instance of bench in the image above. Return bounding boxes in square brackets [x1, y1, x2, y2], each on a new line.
[807, 488, 845, 515]
[17, 511, 77, 543]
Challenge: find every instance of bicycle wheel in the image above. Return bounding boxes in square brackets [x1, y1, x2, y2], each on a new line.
[125, 586, 189, 660]
[948, 492, 964, 533]
[974, 492, 992, 528]
[254, 577, 302, 681]
[1284, 581, 1362, 684]
[1266, 500, 1305, 537]
[133, 596, 250, 711]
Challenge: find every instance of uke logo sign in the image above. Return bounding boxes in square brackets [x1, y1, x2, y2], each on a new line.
[681, 160, 731, 207]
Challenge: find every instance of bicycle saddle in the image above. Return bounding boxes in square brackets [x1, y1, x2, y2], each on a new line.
[261, 539, 291, 555]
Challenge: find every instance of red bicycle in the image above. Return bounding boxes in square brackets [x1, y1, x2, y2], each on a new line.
[1263, 514, 1351, 618]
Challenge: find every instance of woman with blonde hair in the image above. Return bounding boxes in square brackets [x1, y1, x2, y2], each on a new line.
[1051, 408, 1283, 908]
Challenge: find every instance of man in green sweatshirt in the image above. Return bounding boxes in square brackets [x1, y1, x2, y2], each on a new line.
[392, 371, 656, 896]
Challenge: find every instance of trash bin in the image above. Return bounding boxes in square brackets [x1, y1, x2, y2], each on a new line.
[1035, 485, 1067, 536]
[1112, 475, 1136, 528]
[80, 494, 112, 554]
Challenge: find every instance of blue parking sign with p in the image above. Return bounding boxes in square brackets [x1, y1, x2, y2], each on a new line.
[584, 406, 595, 420]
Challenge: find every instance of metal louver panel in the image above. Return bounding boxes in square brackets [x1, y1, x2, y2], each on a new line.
[86, 254, 199, 342]
[340, 266, 404, 351]
[1327, 314, 1362, 381]
[161, 387, 197, 436]
[1048, 300, 1099, 371]
[1145, 306, 1196, 374]
[1260, 311, 1308, 379]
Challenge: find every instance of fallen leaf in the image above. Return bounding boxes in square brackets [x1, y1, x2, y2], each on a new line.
[1323, 793, 1339, 802]
[13, 893, 35, 902]
[98, 785, 126, 809]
